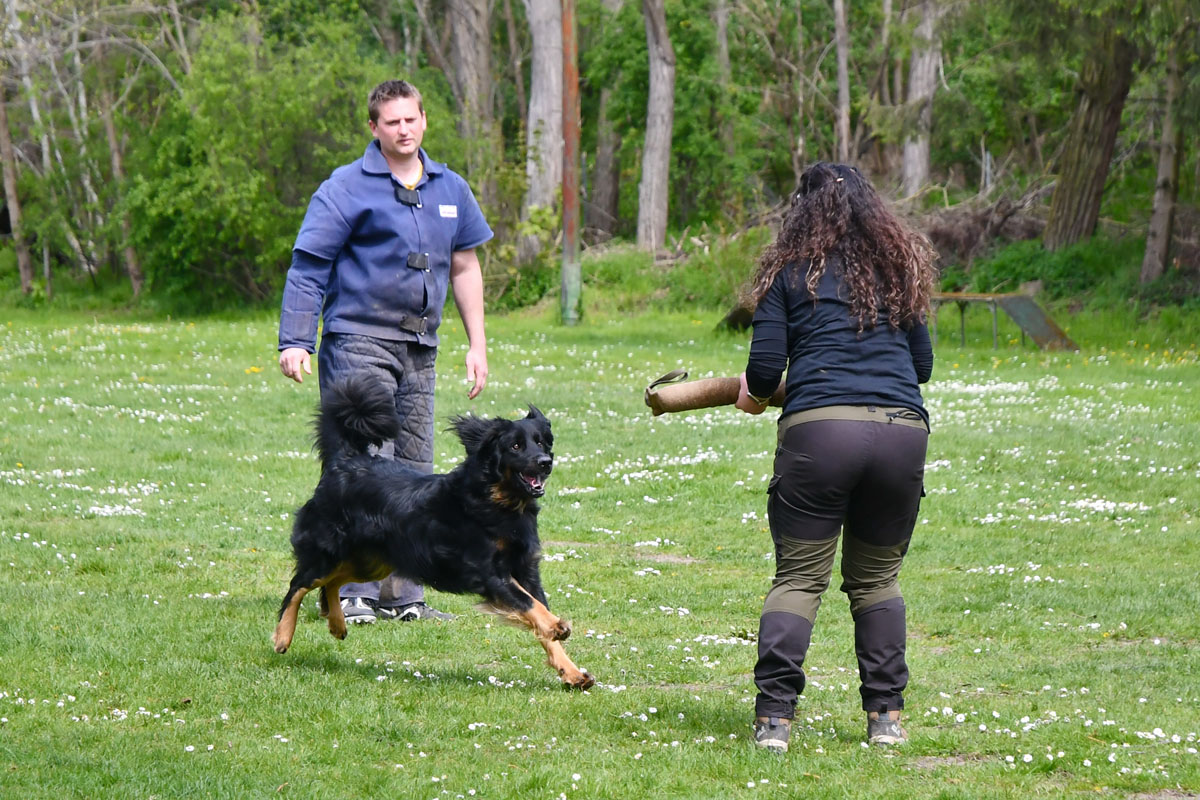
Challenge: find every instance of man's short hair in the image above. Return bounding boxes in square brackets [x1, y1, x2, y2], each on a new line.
[368, 80, 424, 122]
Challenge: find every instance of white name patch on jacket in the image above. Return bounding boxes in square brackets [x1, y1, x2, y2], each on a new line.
[439, 205, 458, 219]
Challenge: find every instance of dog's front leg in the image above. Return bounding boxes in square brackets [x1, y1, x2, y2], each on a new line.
[513, 561, 550, 608]
[538, 638, 595, 691]
[508, 580, 571, 642]
[489, 582, 592, 690]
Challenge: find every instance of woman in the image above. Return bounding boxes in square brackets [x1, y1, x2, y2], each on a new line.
[735, 162, 936, 753]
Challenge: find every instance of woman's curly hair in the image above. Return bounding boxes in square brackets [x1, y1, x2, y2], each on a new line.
[746, 162, 937, 330]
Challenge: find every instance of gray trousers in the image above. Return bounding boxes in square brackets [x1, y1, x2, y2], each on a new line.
[754, 413, 927, 719]
[317, 333, 437, 608]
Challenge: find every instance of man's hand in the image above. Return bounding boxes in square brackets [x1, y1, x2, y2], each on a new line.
[734, 372, 767, 415]
[279, 348, 312, 383]
[464, 346, 488, 399]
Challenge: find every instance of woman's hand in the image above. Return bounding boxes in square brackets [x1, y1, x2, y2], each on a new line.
[734, 372, 768, 415]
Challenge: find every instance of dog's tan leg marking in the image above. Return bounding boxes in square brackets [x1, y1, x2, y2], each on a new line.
[324, 582, 347, 640]
[493, 582, 593, 689]
[499, 581, 568, 641]
[273, 587, 310, 654]
[320, 561, 372, 640]
[538, 638, 595, 690]
[275, 563, 364, 651]
[493, 582, 568, 641]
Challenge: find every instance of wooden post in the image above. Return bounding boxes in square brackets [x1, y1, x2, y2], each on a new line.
[560, 0, 582, 325]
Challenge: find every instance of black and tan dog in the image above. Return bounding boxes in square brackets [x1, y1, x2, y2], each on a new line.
[272, 373, 594, 690]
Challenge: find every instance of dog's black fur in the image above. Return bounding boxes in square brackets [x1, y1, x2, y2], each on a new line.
[273, 373, 593, 688]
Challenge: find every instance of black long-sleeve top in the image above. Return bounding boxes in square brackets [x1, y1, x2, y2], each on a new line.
[745, 259, 933, 427]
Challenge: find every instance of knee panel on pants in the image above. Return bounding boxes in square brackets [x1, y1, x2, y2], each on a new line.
[840, 534, 908, 617]
[763, 534, 839, 623]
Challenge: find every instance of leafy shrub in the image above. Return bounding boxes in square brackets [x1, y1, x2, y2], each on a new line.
[965, 236, 1144, 302]
[124, 15, 385, 311]
[662, 227, 771, 309]
[574, 228, 772, 316]
[580, 245, 659, 313]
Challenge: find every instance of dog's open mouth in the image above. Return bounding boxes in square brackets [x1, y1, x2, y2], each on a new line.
[521, 472, 547, 497]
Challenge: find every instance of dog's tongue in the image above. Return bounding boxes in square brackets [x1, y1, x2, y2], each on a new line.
[524, 474, 545, 492]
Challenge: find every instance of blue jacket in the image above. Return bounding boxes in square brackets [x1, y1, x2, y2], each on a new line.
[279, 141, 493, 350]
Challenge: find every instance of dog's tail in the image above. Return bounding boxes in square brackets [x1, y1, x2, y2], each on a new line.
[315, 373, 400, 467]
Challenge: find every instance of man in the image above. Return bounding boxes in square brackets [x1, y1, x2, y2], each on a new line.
[278, 79, 492, 624]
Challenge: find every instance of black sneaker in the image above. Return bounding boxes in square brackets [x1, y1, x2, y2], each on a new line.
[753, 717, 791, 753]
[379, 601, 456, 622]
[867, 710, 907, 745]
[340, 597, 377, 624]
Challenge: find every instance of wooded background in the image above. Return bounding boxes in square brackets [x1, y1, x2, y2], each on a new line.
[1, 0, 1197, 310]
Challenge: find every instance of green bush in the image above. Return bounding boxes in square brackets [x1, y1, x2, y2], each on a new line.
[576, 229, 772, 316]
[966, 236, 1144, 302]
[123, 14, 385, 311]
[663, 227, 771, 310]
[579, 245, 658, 314]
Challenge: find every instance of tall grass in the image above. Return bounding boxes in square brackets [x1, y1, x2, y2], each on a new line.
[1, 303, 1197, 798]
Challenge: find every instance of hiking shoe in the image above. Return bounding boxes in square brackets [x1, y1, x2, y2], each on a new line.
[382, 601, 456, 622]
[867, 710, 907, 746]
[340, 597, 377, 624]
[753, 717, 791, 753]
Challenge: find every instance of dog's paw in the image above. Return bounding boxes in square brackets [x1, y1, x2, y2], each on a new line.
[272, 628, 293, 654]
[550, 618, 572, 642]
[328, 621, 347, 640]
[560, 668, 595, 690]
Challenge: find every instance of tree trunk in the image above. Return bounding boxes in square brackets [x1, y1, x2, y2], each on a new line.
[714, 0, 734, 159]
[504, 0, 528, 132]
[1140, 37, 1183, 284]
[901, 0, 939, 197]
[587, 86, 622, 237]
[364, 0, 400, 55]
[865, 0, 897, 176]
[878, 0, 892, 106]
[637, 0, 674, 252]
[518, 0, 562, 263]
[50, 19, 103, 285]
[7, 0, 52, 282]
[449, 0, 491, 137]
[791, 2, 805, 186]
[99, 77, 145, 296]
[448, 0, 496, 205]
[1043, 29, 1136, 251]
[586, 0, 624, 238]
[0, 82, 34, 295]
[413, 0, 454, 83]
[833, 0, 850, 163]
[166, 0, 192, 75]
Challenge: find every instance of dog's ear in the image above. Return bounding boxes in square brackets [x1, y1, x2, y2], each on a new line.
[525, 405, 552, 447]
[450, 414, 504, 457]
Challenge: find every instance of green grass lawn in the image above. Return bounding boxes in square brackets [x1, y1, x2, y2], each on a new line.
[1, 303, 1197, 799]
